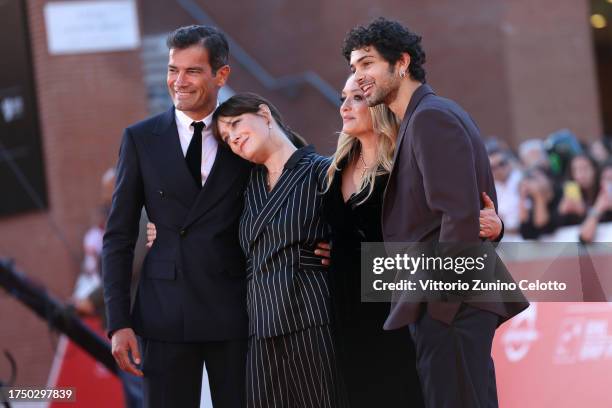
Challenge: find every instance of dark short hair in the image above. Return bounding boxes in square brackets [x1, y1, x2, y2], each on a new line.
[488, 147, 512, 161]
[342, 17, 426, 83]
[212, 93, 307, 148]
[166, 25, 229, 74]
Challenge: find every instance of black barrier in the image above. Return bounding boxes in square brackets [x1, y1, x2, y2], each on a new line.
[0, 259, 117, 375]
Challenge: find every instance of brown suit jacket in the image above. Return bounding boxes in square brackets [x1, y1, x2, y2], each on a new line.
[382, 84, 528, 329]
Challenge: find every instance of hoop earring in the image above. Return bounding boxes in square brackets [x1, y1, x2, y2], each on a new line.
[399, 70, 406, 78]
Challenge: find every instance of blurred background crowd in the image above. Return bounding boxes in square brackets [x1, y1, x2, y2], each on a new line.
[487, 131, 612, 242]
[2, 0, 612, 406]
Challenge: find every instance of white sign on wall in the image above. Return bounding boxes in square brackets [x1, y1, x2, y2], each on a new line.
[44, 0, 140, 55]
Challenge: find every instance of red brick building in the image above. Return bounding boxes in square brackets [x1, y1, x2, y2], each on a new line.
[0, 0, 606, 386]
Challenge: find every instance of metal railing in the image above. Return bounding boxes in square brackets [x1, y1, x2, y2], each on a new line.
[0, 259, 117, 375]
[175, 0, 341, 107]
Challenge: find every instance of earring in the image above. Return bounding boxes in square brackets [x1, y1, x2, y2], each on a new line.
[400, 70, 406, 78]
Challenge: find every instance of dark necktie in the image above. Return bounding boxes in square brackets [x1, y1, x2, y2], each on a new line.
[186, 121, 205, 187]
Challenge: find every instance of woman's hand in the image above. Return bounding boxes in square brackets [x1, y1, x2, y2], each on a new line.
[146, 222, 157, 248]
[314, 242, 331, 266]
[479, 192, 502, 240]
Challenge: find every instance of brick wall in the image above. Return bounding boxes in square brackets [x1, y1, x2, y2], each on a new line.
[147, 0, 602, 150]
[0, 0, 604, 387]
[0, 0, 148, 385]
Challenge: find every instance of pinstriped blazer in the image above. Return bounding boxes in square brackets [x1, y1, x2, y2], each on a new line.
[240, 146, 332, 339]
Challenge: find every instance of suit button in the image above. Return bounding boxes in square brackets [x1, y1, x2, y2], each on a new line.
[179, 229, 187, 237]
[158, 190, 165, 198]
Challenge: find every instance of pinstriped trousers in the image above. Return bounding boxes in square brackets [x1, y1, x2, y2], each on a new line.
[246, 324, 347, 408]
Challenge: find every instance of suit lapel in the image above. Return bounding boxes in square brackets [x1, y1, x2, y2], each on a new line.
[247, 157, 311, 249]
[391, 84, 436, 167]
[183, 145, 243, 228]
[145, 108, 200, 209]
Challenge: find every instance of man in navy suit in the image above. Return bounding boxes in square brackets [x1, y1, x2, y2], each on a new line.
[102, 25, 251, 408]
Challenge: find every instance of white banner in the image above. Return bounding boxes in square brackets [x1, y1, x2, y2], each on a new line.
[44, 0, 140, 55]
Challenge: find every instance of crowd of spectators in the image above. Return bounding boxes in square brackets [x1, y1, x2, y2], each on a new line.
[486, 130, 612, 243]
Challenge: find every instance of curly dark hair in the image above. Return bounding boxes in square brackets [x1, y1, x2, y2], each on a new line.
[166, 25, 229, 74]
[342, 17, 426, 83]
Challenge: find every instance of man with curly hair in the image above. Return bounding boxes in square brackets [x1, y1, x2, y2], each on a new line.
[343, 17, 528, 407]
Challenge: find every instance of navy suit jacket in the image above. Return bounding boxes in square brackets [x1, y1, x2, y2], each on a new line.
[239, 147, 332, 339]
[102, 107, 252, 342]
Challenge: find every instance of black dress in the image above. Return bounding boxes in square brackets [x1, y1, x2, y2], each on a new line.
[322, 160, 424, 407]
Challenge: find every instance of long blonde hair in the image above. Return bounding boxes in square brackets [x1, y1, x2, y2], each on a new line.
[325, 103, 399, 204]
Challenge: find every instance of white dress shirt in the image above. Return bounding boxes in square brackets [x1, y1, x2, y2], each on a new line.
[175, 108, 218, 186]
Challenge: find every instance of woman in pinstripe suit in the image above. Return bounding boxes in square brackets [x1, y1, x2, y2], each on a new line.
[212, 93, 345, 408]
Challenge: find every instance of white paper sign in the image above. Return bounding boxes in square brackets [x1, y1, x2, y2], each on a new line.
[44, 0, 140, 55]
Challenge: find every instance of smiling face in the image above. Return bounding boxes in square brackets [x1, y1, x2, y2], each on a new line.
[340, 76, 373, 137]
[216, 111, 271, 163]
[349, 46, 402, 107]
[167, 45, 229, 119]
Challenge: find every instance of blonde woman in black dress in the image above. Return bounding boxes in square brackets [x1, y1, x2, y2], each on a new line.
[321, 75, 502, 407]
